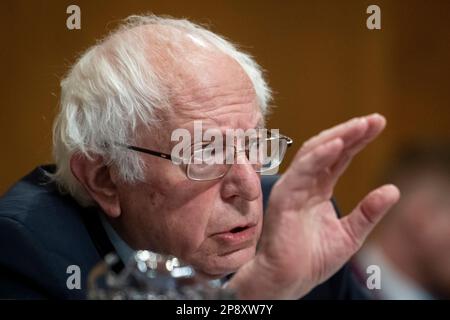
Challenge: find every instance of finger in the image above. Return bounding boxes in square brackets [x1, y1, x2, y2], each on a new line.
[341, 184, 401, 250]
[298, 113, 385, 161]
[342, 113, 386, 158]
[294, 137, 344, 175]
[277, 138, 344, 207]
[282, 138, 344, 197]
[328, 114, 387, 184]
[298, 116, 367, 157]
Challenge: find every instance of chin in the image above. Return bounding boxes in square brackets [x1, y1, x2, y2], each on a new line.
[196, 245, 256, 278]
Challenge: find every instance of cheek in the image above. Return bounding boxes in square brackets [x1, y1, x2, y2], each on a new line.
[115, 183, 169, 249]
[158, 191, 219, 257]
[184, 198, 264, 275]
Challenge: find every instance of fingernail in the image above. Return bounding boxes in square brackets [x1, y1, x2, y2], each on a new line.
[368, 113, 383, 119]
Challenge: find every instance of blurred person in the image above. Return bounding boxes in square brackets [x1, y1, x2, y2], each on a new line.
[354, 144, 450, 299]
[0, 15, 399, 299]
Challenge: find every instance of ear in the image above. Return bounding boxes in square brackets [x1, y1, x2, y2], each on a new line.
[70, 153, 121, 218]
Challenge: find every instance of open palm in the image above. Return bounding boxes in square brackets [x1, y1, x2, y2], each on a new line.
[230, 114, 400, 299]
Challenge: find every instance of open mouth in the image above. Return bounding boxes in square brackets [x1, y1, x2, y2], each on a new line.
[212, 224, 257, 246]
[229, 226, 249, 233]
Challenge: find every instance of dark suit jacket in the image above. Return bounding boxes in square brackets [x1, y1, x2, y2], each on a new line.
[0, 165, 368, 299]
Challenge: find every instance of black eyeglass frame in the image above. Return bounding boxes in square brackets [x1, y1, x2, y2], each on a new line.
[117, 133, 293, 180]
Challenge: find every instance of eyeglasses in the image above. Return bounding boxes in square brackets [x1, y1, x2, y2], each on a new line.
[118, 131, 293, 181]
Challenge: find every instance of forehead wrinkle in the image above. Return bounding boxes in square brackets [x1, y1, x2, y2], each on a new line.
[175, 88, 255, 110]
[172, 102, 261, 134]
[171, 78, 257, 120]
[173, 88, 259, 120]
[173, 76, 255, 102]
[174, 95, 257, 122]
[203, 102, 259, 124]
[145, 35, 262, 133]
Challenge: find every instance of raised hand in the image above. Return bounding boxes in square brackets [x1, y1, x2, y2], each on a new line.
[228, 114, 400, 299]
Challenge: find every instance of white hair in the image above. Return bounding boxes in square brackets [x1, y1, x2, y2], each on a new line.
[52, 14, 272, 206]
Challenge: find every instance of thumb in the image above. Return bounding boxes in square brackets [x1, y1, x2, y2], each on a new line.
[341, 184, 400, 249]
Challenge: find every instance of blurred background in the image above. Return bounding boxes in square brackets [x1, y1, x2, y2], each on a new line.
[1, 0, 450, 298]
[2, 0, 450, 210]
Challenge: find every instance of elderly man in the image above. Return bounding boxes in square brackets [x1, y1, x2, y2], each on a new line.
[0, 15, 399, 299]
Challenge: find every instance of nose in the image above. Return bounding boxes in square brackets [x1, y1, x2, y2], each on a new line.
[220, 152, 261, 202]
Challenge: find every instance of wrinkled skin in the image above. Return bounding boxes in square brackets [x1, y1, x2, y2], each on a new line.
[70, 27, 400, 299]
